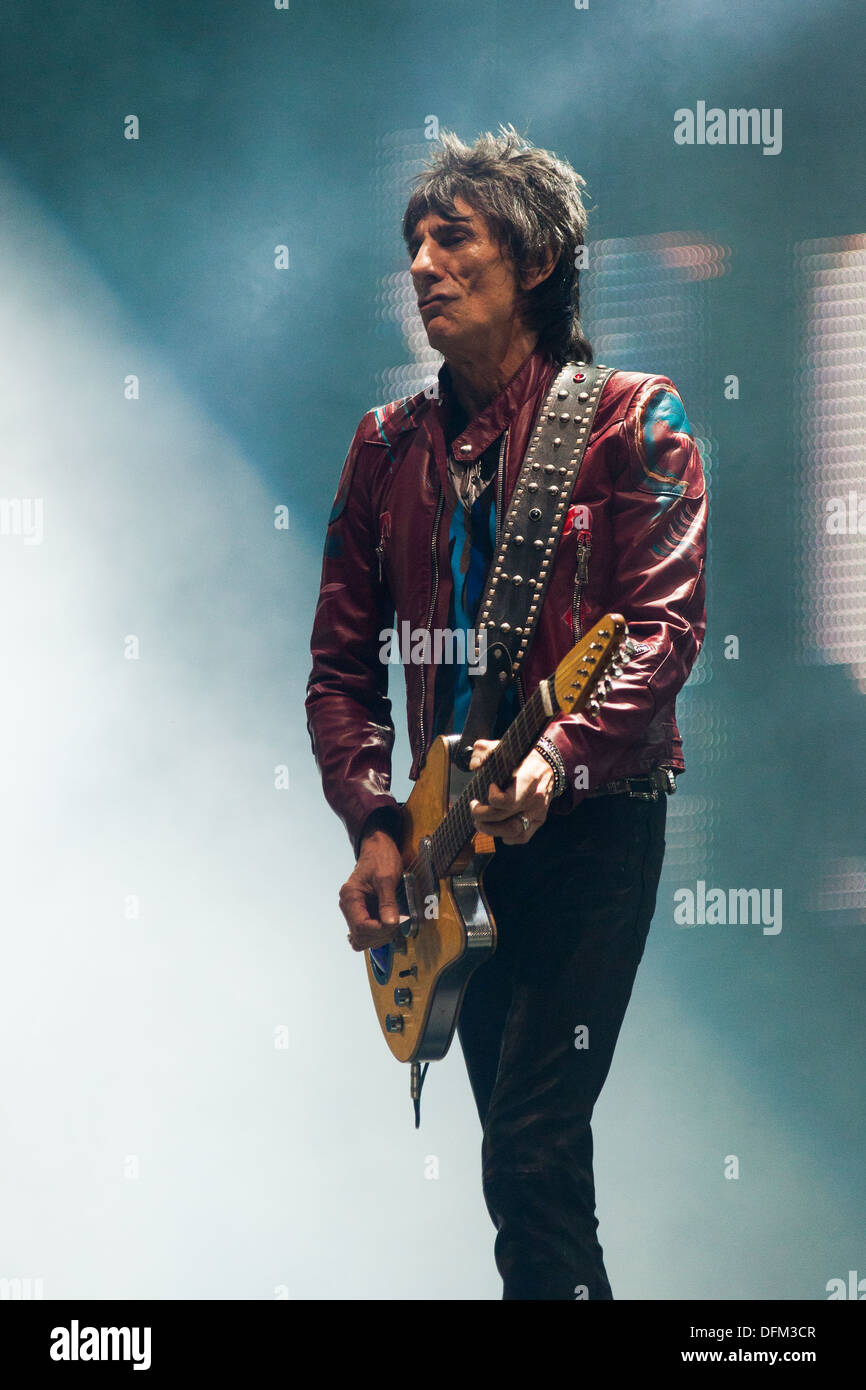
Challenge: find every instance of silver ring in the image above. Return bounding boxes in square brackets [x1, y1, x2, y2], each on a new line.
[519, 813, 531, 833]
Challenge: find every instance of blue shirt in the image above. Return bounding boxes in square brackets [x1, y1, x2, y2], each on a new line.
[433, 436, 519, 740]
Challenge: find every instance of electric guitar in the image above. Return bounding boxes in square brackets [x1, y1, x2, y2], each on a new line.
[366, 614, 634, 1099]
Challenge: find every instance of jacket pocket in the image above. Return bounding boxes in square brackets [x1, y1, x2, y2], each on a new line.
[571, 531, 591, 640]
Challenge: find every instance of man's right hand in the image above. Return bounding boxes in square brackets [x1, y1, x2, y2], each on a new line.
[339, 829, 405, 952]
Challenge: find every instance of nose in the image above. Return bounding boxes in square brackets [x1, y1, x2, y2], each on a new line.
[410, 235, 438, 290]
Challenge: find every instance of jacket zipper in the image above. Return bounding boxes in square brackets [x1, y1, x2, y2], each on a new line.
[418, 485, 444, 757]
[375, 512, 391, 584]
[495, 431, 507, 548]
[572, 534, 591, 641]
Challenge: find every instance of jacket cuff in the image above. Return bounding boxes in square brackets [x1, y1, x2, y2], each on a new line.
[353, 802, 403, 860]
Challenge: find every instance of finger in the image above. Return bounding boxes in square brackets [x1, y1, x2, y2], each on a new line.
[468, 738, 498, 771]
[470, 796, 518, 826]
[347, 920, 403, 953]
[499, 812, 536, 844]
[339, 883, 377, 932]
[375, 875, 401, 930]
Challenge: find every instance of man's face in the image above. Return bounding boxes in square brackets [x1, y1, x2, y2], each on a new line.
[407, 196, 524, 354]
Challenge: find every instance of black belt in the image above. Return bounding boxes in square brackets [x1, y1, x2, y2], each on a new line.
[584, 767, 677, 801]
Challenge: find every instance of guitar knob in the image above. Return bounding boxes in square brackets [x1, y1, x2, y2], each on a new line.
[385, 1014, 404, 1033]
[394, 988, 412, 1006]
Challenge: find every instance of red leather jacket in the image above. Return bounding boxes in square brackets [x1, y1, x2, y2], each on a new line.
[306, 347, 707, 854]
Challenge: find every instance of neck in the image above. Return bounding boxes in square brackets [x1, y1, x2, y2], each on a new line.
[444, 326, 540, 421]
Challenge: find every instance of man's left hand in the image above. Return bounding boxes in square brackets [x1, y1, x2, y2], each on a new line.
[468, 740, 555, 844]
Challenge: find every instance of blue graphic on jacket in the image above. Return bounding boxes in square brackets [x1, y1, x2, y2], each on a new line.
[638, 387, 703, 559]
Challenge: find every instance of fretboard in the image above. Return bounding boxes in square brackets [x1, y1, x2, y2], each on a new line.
[429, 680, 555, 877]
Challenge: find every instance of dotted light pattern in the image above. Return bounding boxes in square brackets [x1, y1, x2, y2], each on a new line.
[808, 856, 866, 926]
[795, 235, 866, 692]
[583, 233, 726, 876]
[662, 793, 715, 878]
[583, 231, 725, 695]
[661, 710, 729, 881]
[373, 130, 444, 402]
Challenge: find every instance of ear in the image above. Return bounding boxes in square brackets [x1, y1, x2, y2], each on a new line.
[520, 245, 558, 292]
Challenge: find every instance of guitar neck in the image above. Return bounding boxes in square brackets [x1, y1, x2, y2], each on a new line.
[429, 680, 555, 877]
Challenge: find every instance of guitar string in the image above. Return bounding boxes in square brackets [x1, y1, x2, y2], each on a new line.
[398, 632, 620, 901]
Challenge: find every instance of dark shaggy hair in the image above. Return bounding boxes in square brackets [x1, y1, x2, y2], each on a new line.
[402, 123, 593, 366]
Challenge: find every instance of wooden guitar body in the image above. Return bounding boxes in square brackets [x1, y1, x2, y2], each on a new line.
[365, 734, 498, 1064]
[364, 615, 631, 1070]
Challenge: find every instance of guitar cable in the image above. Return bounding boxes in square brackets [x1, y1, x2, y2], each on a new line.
[411, 1062, 430, 1128]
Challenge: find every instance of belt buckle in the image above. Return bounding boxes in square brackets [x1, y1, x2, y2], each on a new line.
[626, 767, 675, 801]
[627, 780, 658, 801]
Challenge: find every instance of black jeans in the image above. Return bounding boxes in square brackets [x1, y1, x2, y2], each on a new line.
[457, 790, 667, 1300]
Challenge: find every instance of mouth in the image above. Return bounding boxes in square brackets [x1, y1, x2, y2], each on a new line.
[418, 294, 451, 313]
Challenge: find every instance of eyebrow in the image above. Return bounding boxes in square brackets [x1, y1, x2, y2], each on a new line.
[407, 214, 474, 247]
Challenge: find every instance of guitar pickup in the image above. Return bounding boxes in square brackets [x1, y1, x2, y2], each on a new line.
[402, 836, 439, 935]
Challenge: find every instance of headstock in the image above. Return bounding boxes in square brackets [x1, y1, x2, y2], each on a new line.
[551, 614, 634, 718]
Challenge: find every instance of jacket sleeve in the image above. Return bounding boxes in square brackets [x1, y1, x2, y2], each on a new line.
[304, 418, 402, 857]
[543, 375, 707, 807]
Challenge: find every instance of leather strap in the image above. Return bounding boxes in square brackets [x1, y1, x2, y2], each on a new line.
[457, 359, 612, 769]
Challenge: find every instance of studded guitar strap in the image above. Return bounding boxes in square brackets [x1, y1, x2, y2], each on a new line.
[456, 359, 613, 769]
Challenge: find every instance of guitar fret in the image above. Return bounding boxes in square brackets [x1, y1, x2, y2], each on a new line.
[431, 686, 548, 877]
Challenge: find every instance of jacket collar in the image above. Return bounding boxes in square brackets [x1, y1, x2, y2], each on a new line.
[435, 346, 558, 463]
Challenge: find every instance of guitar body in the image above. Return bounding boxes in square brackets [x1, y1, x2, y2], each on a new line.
[365, 734, 498, 1064]
[363, 615, 630, 1072]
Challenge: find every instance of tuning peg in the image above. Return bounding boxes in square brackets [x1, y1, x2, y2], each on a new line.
[588, 699, 601, 715]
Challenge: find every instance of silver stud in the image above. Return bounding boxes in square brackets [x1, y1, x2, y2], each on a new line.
[500, 622, 511, 632]
[548, 485, 559, 495]
[513, 534, 524, 545]
[544, 463, 555, 474]
[578, 392, 589, 402]
[557, 388, 568, 399]
[512, 575, 523, 586]
[533, 539, 544, 549]
[459, 443, 472, 454]
[553, 437, 562, 447]
[528, 482, 538, 492]
[560, 413, 570, 422]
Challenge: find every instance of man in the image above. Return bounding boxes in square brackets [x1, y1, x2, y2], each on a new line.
[305, 126, 707, 1300]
